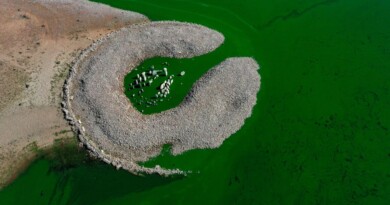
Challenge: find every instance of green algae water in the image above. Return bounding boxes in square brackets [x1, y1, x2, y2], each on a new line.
[2, 0, 390, 204]
[123, 44, 230, 114]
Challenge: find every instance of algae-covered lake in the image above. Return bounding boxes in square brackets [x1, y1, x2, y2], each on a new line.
[1, 0, 390, 204]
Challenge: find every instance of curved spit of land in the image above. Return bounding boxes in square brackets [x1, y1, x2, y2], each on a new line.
[63, 21, 260, 175]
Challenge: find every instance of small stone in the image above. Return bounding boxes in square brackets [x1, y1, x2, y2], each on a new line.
[180, 71, 185, 76]
[163, 67, 168, 76]
[160, 82, 166, 90]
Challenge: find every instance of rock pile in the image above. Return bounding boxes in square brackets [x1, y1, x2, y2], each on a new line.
[63, 21, 260, 175]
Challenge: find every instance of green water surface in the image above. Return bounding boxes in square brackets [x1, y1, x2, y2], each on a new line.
[1, 0, 390, 204]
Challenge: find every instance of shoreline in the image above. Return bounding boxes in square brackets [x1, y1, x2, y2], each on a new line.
[0, 137, 76, 189]
[0, 136, 97, 190]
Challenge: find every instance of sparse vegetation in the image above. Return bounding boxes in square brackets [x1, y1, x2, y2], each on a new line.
[50, 60, 71, 103]
[20, 14, 29, 19]
[54, 129, 72, 136]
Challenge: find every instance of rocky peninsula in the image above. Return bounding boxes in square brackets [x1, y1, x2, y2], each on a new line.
[63, 21, 260, 175]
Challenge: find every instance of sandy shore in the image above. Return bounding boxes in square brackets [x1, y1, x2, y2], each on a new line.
[64, 21, 260, 175]
[0, 0, 147, 188]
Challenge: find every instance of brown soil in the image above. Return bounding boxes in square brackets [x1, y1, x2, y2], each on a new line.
[0, 0, 148, 188]
[0, 62, 28, 111]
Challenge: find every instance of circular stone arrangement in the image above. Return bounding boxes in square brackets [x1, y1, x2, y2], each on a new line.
[63, 21, 260, 175]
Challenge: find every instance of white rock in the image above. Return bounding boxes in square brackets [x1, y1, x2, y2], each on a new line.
[142, 72, 147, 81]
[163, 67, 168, 76]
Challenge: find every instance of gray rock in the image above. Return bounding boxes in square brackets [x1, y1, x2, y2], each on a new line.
[63, 21, 260, 175]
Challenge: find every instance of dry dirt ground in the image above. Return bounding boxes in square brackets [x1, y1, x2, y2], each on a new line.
[0, 0, 148, 188]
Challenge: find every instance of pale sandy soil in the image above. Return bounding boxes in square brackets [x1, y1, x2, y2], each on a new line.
[0, 0, 148, 188]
